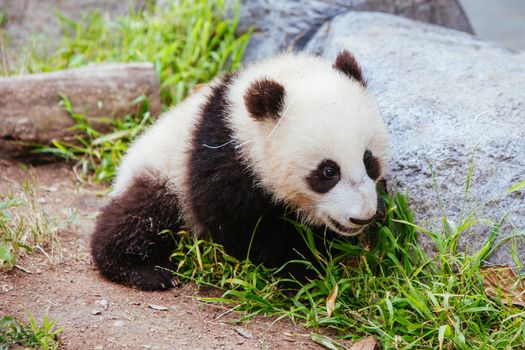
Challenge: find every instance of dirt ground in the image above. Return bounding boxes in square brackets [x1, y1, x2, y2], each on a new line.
[0, 158, 324, 349]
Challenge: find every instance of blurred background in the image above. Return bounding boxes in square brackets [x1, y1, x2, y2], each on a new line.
[1, 0, 524, 51]
[460, 0, 525, 50]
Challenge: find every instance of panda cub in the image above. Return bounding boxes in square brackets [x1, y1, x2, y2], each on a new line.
[91, 50, 390, 290]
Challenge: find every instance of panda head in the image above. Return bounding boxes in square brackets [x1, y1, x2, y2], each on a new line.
[228, 50, 389, 236]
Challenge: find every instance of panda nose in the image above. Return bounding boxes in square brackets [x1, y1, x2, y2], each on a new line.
[349, 216, 374, 226]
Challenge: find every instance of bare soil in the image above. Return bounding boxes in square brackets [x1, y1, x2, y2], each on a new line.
[0, 158, 323, 349]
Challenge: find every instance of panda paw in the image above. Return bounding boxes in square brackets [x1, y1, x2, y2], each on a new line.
[126, 265, 178, 291]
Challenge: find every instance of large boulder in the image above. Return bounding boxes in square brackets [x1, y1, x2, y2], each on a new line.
[306, 12, 525, 264]
[239, 0, 473, 62]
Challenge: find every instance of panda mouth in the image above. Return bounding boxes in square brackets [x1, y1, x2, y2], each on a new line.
[328, 217, 364, 236]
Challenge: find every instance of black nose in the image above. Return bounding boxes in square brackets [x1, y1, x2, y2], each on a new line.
[349, 217, 374, 226]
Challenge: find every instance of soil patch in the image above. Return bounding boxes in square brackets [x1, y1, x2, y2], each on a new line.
[0, 158, 322, 349]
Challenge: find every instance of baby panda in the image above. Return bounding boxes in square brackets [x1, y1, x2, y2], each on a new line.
[91, 50, 390, 290]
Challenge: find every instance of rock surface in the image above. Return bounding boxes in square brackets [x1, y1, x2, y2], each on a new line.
[239, 0, 473, 62]
[306, 12, 525, 264]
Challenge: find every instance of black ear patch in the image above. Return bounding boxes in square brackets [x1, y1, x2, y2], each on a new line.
[364, 150, 380, 180]
[244, 78, 286, 120]
[333, 50, 366, 87]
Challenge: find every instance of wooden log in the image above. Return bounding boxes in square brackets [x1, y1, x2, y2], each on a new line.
[0, 63, 161, 144]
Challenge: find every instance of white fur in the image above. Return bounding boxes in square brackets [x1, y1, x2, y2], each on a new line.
[114, 52, 389, 237]
[227, 52, 389, 235]
[112, 82, 216, 234]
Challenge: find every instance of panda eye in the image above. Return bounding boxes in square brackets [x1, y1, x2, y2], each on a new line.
[322, 166, 338, 179]
[306, 159, 341, 194]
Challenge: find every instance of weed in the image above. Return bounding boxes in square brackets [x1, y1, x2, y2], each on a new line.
[0, 6, 9, 75]
[23, 0, 250, 182]
[6, 1, 525, 348]
[0, 314, 62, 350]
[0, 179, 67, 271]
[32, 95, 152, 183]
[17, 0, 249, 106]
[166, 191, 525, 349]
[0, 197, 28, 270]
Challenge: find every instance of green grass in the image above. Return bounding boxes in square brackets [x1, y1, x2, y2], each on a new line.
[0, 314, 62, 350]
[165, 189, 525, 349]
[32, 95, 153, 183]
[15, 0, 250, 106]
[5, 1, 525, 348]
[0, 196, 27, 271]
[14, 0, 249, 183]
[0, 180, 67, 271]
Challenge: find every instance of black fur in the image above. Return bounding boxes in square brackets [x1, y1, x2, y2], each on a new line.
[91, 72, 386, 291]
[244, 78, 286, 120]
[306, 159, 341, 194]
[333, 50, 366, 87]
[90, 174, 182, 290]
[364, 150, 380, 180]
[189, 75, 332, 277]
[349, 217, 374, 226]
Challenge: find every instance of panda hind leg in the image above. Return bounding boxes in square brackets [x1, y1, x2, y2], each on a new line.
[90, 174, 182, 290]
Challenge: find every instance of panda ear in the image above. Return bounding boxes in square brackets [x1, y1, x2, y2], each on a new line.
[333, 50, 366, 87]
[244, 78, 286, 121]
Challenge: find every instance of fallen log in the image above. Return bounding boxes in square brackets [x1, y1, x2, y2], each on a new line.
[0, 63, 161, 145]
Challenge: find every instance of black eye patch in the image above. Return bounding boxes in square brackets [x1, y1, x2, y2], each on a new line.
[363, 150, 380, 180]
[306, 159, 341, 194]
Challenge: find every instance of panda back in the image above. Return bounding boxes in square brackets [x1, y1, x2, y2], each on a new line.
[111, 85, 213, 204]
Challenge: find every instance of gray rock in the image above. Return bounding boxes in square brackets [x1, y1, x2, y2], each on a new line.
[148, 304, 168, 311]
[113, 320, 126, 327]
[239, 0, 473, 62]
[306, 12, 525, 263]
[96, 299, 109, 310]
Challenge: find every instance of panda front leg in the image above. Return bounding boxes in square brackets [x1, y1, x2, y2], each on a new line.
[90, 174, 182, 290]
